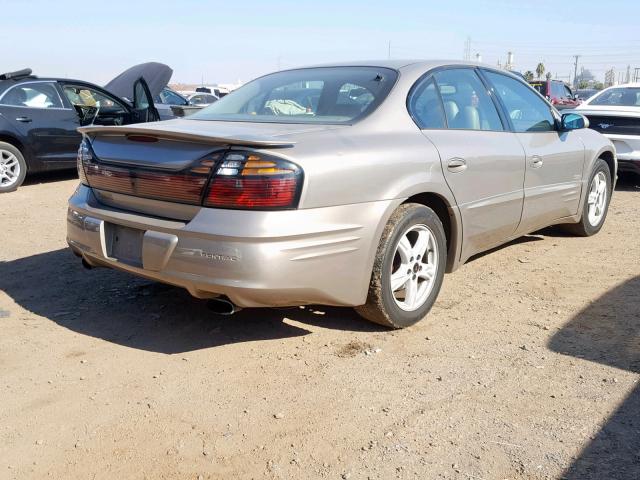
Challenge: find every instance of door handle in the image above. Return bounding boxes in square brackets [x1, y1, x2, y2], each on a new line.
[15, 116, 32, 123]
[447, 158, 467, 173]
[530, 156, 543, 168]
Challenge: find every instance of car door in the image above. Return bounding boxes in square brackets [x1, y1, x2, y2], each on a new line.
[130, 78, 160, 123]
[409, 68, 527, 261]
[482, 70, 585, 235]
[60, 82, 132, 127]
[0, 80, 80, 166]
[562, 84, 580, 108]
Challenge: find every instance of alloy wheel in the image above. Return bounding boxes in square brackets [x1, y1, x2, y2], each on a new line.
[389, 224, 438, 311]
[587, 171, 607, 227]
[0, 149, 21, 188]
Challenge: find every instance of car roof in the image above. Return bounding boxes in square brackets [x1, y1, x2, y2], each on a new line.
[0, 76, 100, 86]
[289, 59, 504, 72]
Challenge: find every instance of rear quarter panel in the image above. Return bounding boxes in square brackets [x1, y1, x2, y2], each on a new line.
[283, 126, 452, 209]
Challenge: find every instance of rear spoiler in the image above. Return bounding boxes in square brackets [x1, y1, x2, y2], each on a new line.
[78, 125, 295, 148]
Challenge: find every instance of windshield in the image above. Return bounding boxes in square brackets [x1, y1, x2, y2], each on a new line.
[189, 67, 398, 124]
[589, 87, 640, 106]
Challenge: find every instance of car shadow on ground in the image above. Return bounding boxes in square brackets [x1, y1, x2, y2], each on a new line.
[614, 172, 640, 192]
[0, 248, 384, 354]
[548, 275, 640, 479]
[22, 169, 77, 186]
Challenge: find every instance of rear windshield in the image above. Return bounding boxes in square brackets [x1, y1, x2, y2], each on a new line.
[530, 82, 546, 95]
[589, 87, 640, 106]
[188, 67, 398, 124]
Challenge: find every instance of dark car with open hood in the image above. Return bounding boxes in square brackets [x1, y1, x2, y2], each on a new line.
[0, 63, 171, 192]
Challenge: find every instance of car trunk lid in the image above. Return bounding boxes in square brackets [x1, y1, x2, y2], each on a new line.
[78, 120, 343, 214]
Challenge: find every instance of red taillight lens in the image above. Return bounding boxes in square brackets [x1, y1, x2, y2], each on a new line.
[206, 176, 298, 208]
[204, 152, 302, 210]
[85, 164, 209, 204]
[79, 142, 302, 210]
[80, 139, 223, 205]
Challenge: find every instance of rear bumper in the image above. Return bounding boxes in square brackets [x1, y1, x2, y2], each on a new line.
[67, 185, 398, 308]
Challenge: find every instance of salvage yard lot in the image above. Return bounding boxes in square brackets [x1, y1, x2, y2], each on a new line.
[1, 173, 639, 479]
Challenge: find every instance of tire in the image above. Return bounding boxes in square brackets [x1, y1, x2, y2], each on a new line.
[563, 158, 612, 237]
[355, 203, 447, 328]
[0, 142, 27, 193]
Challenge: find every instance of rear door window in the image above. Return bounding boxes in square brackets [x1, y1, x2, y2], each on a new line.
[530, 82, 547, 96]
[432, 68, 504, 131]
[1, 82, 63, 108]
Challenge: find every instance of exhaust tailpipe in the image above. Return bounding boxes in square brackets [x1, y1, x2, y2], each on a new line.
[207, 298, 241, 315]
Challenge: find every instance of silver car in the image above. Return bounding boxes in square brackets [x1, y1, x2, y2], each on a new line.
[67, 60, 616, 328]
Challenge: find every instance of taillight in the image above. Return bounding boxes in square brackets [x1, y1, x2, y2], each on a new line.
[78, 142, 303, 210]
[204, 151, 302, 210]
[77, 137, 91, 185]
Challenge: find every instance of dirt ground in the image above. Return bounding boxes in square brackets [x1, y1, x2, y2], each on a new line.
[1, 171, 639, 480]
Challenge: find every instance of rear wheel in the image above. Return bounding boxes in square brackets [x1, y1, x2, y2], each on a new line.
[0, 142, 27, 193]
[355, 203, 447, 328]
[563, 158, 611, 236]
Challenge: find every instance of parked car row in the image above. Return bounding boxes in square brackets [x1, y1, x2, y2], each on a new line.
[0, 63, 226, 191]
[66, 60, 616, 328]
[0, 63, 167, 192]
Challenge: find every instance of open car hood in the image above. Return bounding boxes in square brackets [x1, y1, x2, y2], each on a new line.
[104, 62, 172, 101]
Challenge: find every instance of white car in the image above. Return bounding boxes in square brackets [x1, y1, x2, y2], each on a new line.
[571, 83, 640, 176]
[186, 92, 219, 107]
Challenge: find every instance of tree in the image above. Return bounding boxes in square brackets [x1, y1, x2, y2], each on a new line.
[536, 62, 545, 80]
[546, 72, 552, 81]
[523, 70, 534, 81]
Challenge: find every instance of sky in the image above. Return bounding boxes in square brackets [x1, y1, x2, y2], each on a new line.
[2, 0, 639, 86]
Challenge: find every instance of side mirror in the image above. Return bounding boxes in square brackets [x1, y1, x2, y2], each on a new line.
[561, 113, 589, 130]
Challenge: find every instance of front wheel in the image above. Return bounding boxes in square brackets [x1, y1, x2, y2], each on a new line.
[355, 203, 447, 328]
[563, 158, 612, 237]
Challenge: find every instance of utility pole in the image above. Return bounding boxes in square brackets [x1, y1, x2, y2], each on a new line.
[626, 65, 631, 83]
[634, 68, 640, 83]
[464, 37, 471, 61]
[572, 55, 580, 88]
